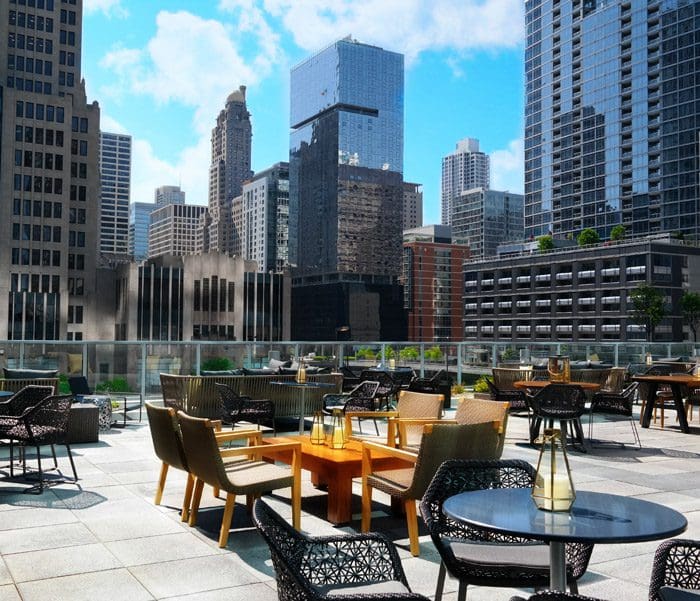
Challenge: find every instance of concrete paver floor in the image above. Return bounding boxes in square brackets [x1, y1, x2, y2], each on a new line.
[0, 402, 698, 600]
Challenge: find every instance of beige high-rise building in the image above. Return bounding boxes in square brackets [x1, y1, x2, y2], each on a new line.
[149, 204, 208, 258]
[403, 182, 423, 230]
[0, 0, 103, 340]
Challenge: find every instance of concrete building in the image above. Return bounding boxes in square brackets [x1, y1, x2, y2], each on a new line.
[403, 182, 423, 230]
[441, 138, 489, 225]
[205, 86, 253, 256]
[155, 185, 185, 207]
[402, 225, 470, 342]
[242, 162, 289, 273]
[1, 0, 104, 341]
[128, 202, 154, 262]
[114, 253, 290, 343]
[148, 204, 207, 258]
[98, 131, 131, 261]
[289, 37, 407, 340]
[525, 1, 700, 241]
[451, 188, 524, 259]
[463, 235, 700, 343]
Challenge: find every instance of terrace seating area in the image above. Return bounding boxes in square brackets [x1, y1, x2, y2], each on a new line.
[0, 377, 698, 601]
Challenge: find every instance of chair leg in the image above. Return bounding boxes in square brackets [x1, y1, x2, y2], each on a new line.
[188, 478, 205, 526]
[291, 477, 301, 531]
[361, 479, 372, 532]
[181, 473, 195, 522]
[457, 581, 468, 601]
[65, 444, 78, 482]
[9, 440, 14, 477]
[50, 444, 59, 470]
[36, 445, 44, 492]
[569, 579, 579, 594]
[218, 493, 236, 548]
[154, 462, 169, 505]
[629, 416, 642, 449]
[434, 561, 447, 601]
[405, 499, 420, 557]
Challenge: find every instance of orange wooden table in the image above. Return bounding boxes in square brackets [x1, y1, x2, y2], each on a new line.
[261, 435, 410, 524]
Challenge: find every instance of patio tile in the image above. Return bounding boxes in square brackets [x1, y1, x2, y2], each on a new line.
[0, 585, 20, 601]
[16, 569, 153, 601]
[105, 533, 222, 567]
[129, 554, 258, 599]
[0, 506, 77, 532]
[3, 542, 122, 582]
[160, 582, 278, 601]
[0, 522, 98, 555]
[0, 559, 11, 586]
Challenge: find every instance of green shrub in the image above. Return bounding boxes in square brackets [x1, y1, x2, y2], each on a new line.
[356, 347, 376, 360]
[58, 373, 71, 394]
[424, 346, 443, 361]
[473, 376, 491, 394]
[201, 357, 235, 371]
[451, 383, 465, 394]
[399, 346, 419, 361]
[95, 377, 131, 393]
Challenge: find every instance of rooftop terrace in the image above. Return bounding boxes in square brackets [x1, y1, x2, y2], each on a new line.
[0, 402, 698, 600]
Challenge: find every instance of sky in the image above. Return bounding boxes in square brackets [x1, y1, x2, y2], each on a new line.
[82, 0, 526, 225]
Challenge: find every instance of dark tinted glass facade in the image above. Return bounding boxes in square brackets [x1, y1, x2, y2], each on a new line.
[289, 39, 404, 277]
[525, 0, 700, 241]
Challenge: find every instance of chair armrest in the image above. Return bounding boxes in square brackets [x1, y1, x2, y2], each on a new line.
[361, 439, 419, 464]
[220, 440, 301, 461]
[215, 429, 262, 444]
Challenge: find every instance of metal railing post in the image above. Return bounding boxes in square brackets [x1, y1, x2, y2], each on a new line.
[140, 343, 147, 399]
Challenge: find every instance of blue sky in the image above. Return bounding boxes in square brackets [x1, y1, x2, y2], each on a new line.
[82, 0, 525, 225]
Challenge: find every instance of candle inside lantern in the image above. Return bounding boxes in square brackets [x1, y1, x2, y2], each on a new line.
[332, 426, 344, 448]
[389, 358, 396, 369]
[540, 474, 573, 511]
[311, 423, 324, 444]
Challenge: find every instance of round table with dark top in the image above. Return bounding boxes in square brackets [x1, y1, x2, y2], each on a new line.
[443, 488, 687, 592]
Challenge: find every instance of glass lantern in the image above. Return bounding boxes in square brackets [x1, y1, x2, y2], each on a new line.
[547, 355, 570, 383]
[310, 412, 325, 445]
[296, 360, 307, 384]
[328, 409, 346, 450]
[532, 429, 576, 512]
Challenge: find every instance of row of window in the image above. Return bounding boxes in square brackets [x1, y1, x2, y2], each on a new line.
[59, 9, 75, 25]
[8, 54, 53, 76]
[13, 198, 62, 218]
[13, 173, 63, 195]
[16, 100, 64, 122]
[11, 273, 61, 294]
[12, 223, 62, 243]
[70, 139, 88, 156]
[58, 70, 74, 86]
[7, 76, 52, 95]
[16, 126, 65, 146]
[9, 0, 56, 9]
[11, 247, 61, 267]
[15, 149, 64, 170]
[67, 305, 83, 324]
[9, 11, 54, 31]
[8, 33, 54, 53]
[70, 162, 88, 179]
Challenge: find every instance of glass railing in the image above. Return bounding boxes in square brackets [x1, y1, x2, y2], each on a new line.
[1, 340, 698, 399]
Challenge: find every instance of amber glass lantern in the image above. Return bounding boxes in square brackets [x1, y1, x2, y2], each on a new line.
[328, 409, 346, 449]
[310, 412, 325, 445]
[296, 360, 307, 384]
[547, 355, 570, 382]
[532, 429, 576, 512]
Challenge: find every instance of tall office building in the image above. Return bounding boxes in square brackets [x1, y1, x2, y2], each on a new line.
[148, 204, 207, 258]
[155, 185, 185, 207]
[441, 138, 489, 225]
[128, 202, 154, 261]
[242, 162, 289, 273]
[1, 0, 103, 340]
[525, 1, 700, 240]
[99, 131, 131, 260]
[205, 86, 253, 255]
[451, 188, 524, 259]
[403, 182, 423, 230]
[289, 37, 406, 340]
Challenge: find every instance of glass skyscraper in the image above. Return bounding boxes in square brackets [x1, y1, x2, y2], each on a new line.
[525, 0, 700, 241]
[289, 37, 404, 277]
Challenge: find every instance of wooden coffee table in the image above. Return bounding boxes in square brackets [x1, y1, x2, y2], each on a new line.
[261, 435, 410, 524]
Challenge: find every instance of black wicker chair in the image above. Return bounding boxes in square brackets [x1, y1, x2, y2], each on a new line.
[588, 382, 641, 448]
[485, 377, 530, 413]
[3, 394, 77, 491]
[323, 380, 380, 435]
[528, 384, 588, 449]
[419, 459, 594, 601]
[509, 593, 607, 601]
[408, 369, 453, 409]
[649, 539, 700, 601]
[360, 370, 399, 409]
[215, 382, 275, 434]
[252, 499, 429, 601]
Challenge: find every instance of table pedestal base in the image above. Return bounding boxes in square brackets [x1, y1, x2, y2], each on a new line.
[549, 540, 567, 591]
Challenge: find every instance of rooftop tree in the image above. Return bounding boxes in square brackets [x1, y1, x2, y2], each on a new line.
[630, 283, 666, 342]
[680, 291, 700, 342]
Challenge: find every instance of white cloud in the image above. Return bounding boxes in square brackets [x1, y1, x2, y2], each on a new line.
[83, 0, 128, 18]
[490, 138, 524, 194]
[260, 0, 524, 62]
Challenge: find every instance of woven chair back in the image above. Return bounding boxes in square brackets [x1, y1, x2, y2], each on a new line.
[145, 402, 188, 472]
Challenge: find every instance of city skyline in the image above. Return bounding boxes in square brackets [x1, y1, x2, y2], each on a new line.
[81, 0, 525, 225]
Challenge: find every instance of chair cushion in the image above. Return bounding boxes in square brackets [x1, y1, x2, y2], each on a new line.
[316, 580, 411, 597]
[3, 368, 58, 379]
[366, 467, 415, 496]
[446, 540, 550, 569]
[200, 369, 243, 376]
[659, 587, 700, 601]
[223, 460, 293, 494]
[241, 367, 276, 376]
